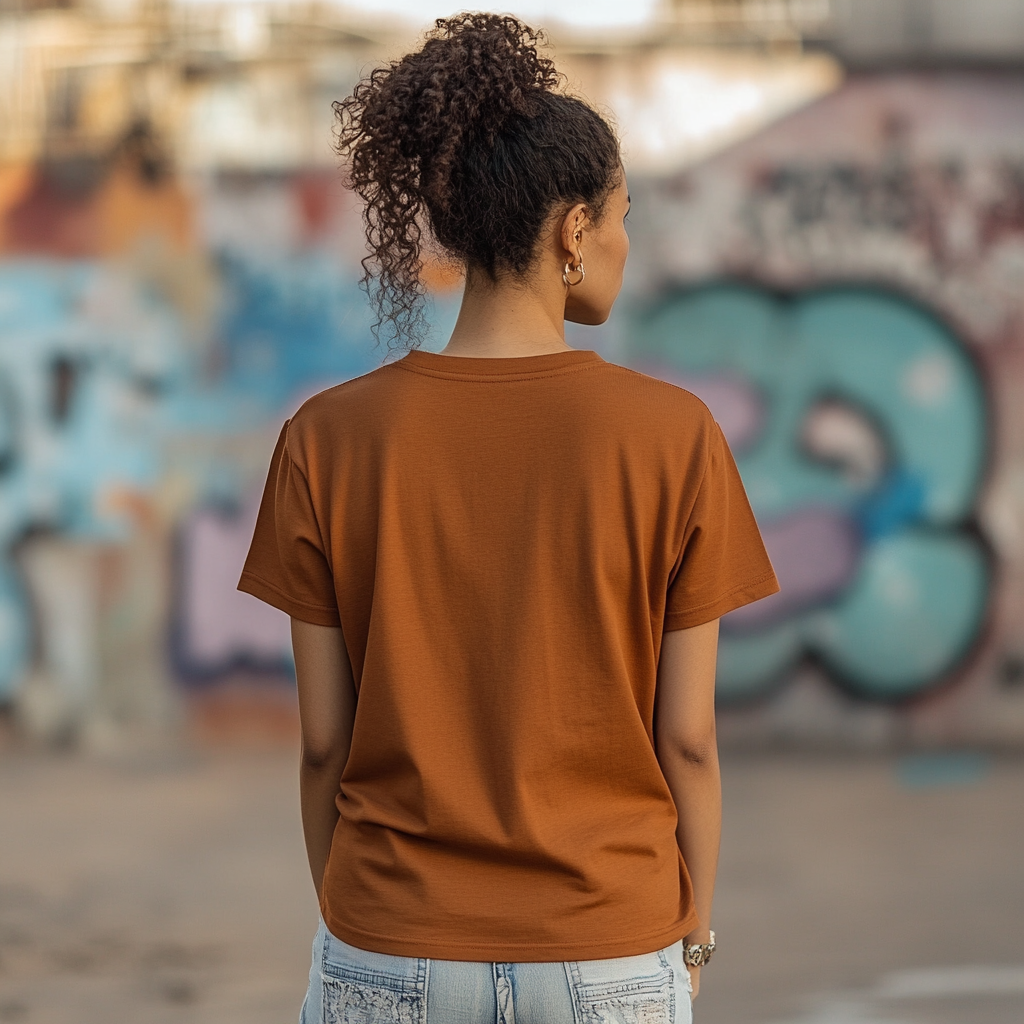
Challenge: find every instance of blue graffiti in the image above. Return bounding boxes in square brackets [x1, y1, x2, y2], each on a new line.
[0, 252, 389, 697]
[215, 252, 380, 412]
[0, 260, 180, 698]
[632, 284, 990, 701]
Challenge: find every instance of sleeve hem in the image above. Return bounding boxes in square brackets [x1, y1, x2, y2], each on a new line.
[663, 569, 780, 632]
[237, 571, 341, 627]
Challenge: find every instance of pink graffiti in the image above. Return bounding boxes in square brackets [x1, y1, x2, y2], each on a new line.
[180, 489, 291, 667]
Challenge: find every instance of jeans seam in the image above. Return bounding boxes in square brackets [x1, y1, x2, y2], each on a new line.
[563, 960, 582, 1024]
[419, 957, 430, 1024]
[492, 962, 500, 1024]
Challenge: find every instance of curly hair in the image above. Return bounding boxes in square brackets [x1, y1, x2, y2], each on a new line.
[333, 12, 621, 349]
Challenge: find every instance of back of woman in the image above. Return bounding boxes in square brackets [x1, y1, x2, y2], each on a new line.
[239, 13, 778, 1024]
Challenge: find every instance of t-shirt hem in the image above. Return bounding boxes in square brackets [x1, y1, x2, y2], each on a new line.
[320, 909, 700, 962]
[237, 571, 341, 627]
[664, 569, 780, 632]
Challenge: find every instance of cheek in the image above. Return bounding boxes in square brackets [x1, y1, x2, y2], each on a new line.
[615, 228, 630, 270]
[589, 225, 629, 287]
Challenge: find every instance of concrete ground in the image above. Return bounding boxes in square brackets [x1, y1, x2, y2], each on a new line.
[0, 740, 1021, 1024]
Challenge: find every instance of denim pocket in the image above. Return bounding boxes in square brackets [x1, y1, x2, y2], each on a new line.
[320, 929, 427, 1024]
[567, 948, 678, 1024]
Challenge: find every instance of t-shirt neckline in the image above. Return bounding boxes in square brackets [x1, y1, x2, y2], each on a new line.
[396, 348, 604, 380]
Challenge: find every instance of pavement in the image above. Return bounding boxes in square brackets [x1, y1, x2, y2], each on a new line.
[0, 740, 1021, 1024]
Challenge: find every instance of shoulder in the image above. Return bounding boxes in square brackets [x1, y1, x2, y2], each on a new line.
[597, 362, 720, 452]
[290, 360, 404, 429]
[600, 362, 711, 410]
[281, 361, 404, 465]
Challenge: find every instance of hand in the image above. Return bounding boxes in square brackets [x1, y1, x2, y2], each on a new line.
[687, 965, 700, 1000]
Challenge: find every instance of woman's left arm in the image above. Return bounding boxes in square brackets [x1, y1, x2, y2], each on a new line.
[291, 618, 357, 901]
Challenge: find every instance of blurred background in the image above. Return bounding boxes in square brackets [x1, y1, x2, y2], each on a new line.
[1, 1, 1022, 1022]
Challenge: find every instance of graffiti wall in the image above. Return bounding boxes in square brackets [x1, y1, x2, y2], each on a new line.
[624, 72, 1024, 744]
[634, 284, 989, 702]
[5, 71, 1024, 746]
[0, 146, 402, 733]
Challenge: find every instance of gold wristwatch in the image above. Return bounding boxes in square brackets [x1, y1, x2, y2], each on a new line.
[682, 930, 715, 967]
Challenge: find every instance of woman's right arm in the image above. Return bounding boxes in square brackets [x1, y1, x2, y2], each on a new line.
[292, 618, 358, 901]
[654, 617, 722, 1000]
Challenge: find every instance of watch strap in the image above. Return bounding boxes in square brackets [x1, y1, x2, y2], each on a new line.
[682, 929, 715, 967]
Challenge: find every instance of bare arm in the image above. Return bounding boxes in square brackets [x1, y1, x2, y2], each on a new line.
[291, 618, 357, 901]
[654, 618, 721, 1000]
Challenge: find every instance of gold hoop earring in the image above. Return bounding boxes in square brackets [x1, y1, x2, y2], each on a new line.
[563, 259, 585, 287]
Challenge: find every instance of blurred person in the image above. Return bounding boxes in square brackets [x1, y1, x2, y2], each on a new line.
[238, 13, 777, 1023]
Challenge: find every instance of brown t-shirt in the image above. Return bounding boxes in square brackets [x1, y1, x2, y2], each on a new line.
[239, 348, 777, 961]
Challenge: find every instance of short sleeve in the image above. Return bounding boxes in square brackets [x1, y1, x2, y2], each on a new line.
[664, 422, 779, 631]
[237, 420, 341, 627]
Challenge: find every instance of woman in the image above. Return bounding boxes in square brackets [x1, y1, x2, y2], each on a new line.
[239, 13, 778, 1023]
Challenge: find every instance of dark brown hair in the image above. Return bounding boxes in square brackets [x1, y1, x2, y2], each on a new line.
[333, 12, 621, 347]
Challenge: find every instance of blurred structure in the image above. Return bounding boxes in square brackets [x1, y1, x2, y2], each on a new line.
[656, 0, 1024, 65]
[630, 0, 1024, 747]
[0, 0, 393, 744]
[1, 0, 1023, 748]
[828, 0, 1024, 67]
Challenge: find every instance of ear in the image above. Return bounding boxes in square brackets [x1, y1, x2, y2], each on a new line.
[559, 203, 589, 261]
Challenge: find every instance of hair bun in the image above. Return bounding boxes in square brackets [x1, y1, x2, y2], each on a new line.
[418, 13, 561, 140]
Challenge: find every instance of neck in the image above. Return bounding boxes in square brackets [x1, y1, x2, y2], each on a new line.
[441, 265, 570, 358]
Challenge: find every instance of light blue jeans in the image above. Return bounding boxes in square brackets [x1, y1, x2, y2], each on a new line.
[299, 918, 693, 1024]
